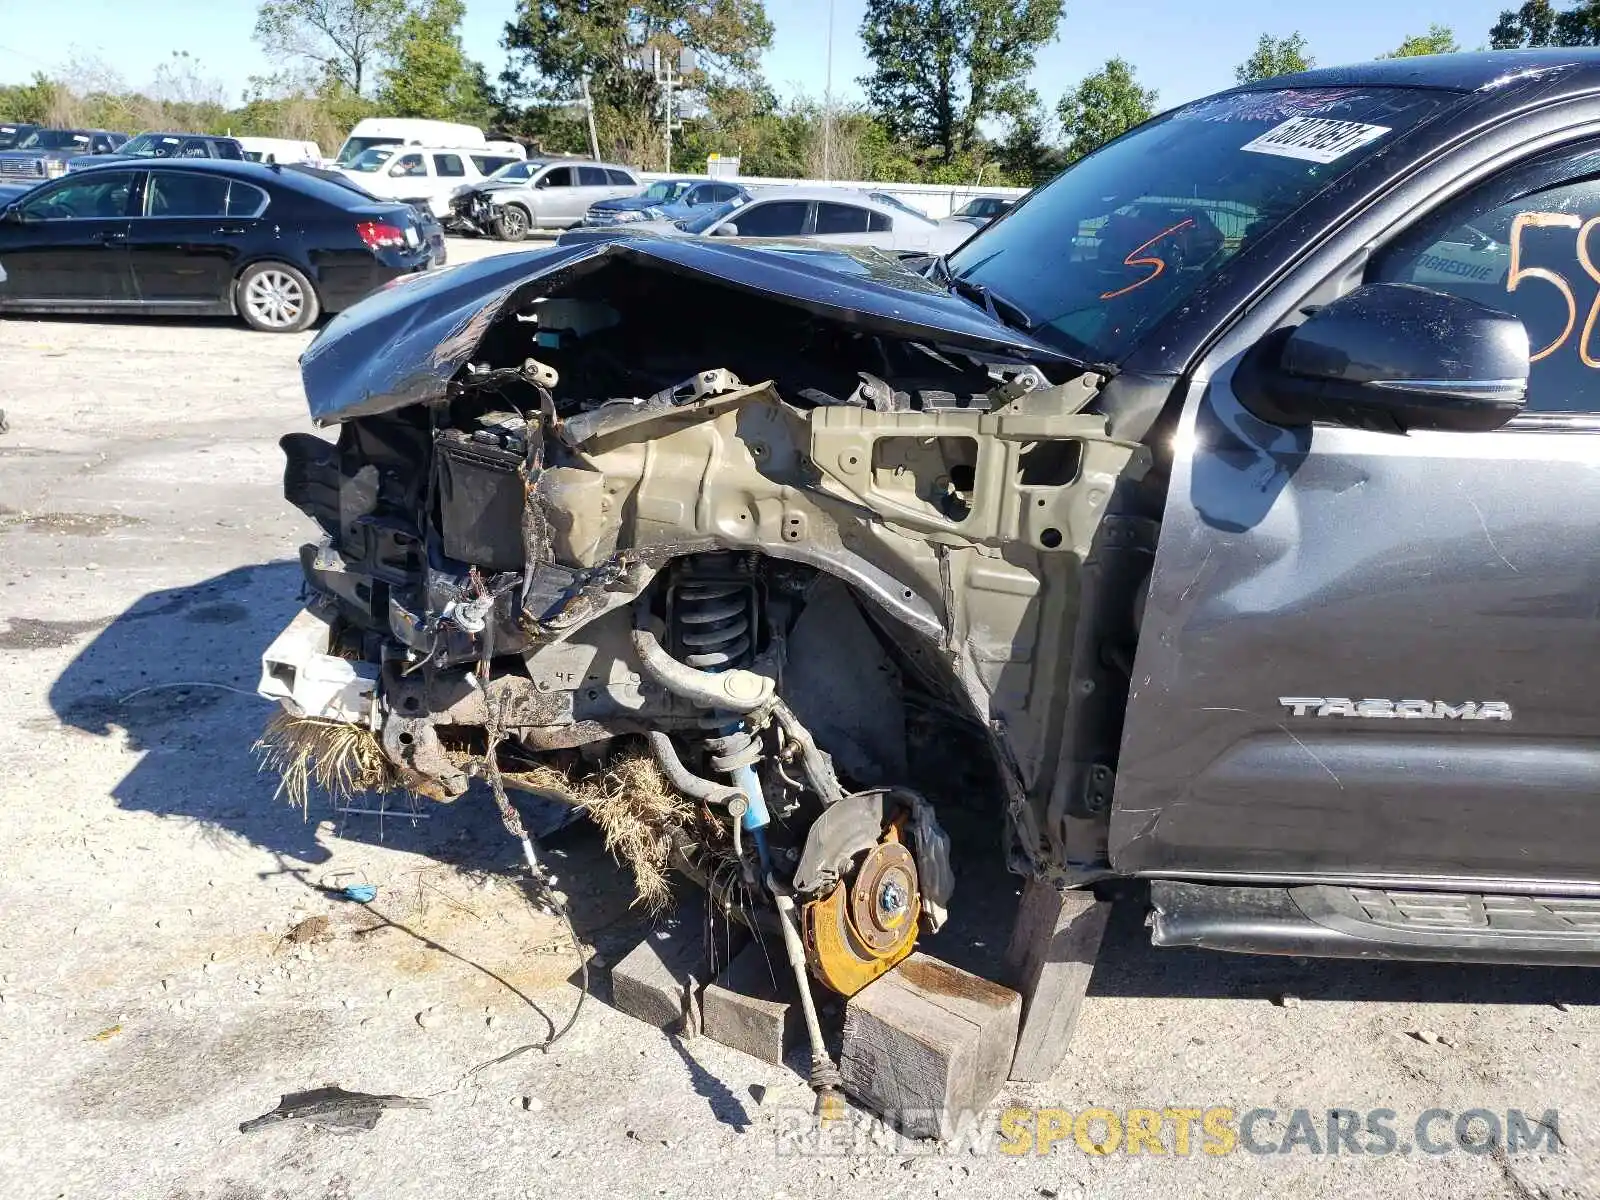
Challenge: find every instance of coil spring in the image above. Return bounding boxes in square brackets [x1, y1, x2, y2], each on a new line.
[706, 727, 763, 772]
[674, 580, 752, 670]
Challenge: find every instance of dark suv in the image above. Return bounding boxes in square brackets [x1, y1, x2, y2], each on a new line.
[0, 128, 127, 182]
[69, 131, 246, 173]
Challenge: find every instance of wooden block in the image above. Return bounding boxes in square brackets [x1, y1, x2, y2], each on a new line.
[1003, 879, 1109, 1083]
[610, 895, 749, 1033]
[839, 951, 1021, 1140]
[611, 898, 707, 1031]
[701, 939, 800, 1066]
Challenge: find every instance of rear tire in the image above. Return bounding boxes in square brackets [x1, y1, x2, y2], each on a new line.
[236, 262, 319, 333]
[494, 204, 531, 242]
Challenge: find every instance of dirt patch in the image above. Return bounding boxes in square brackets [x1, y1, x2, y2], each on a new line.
[57, 1010, 336, 1122]
[286, 915, 333, 945]
[0, 616, 112, 650]
[0, 509, 143, 535]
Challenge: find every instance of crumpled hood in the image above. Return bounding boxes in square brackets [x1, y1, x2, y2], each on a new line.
[299, 236, 1078, 425]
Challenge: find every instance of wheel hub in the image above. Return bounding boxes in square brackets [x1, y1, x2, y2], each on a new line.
[802, 831, 921, 995]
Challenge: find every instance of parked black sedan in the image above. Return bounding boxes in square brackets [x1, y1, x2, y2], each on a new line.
[283, 162, 447, 268]
[0, 159, 434, 332]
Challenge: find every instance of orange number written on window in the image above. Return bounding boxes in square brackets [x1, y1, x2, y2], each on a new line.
[1507, 210, 1600, 366]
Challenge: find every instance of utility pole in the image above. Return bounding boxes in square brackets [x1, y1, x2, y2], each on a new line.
[822, 0, 835, 180]
[653, 48, 676, 173]
[580, 75, 601, 162]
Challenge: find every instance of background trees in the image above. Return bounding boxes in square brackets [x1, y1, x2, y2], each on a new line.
[253, 0, 409, 97]
[377, 0, 493, 123]
[498, 0, 773, 168]
[1490, 1, 1600, 47]
[17, 7, 1580, 187]
[857, 0, 1063, 168]
[1382, 24, 1461, 57]
[1234, 32, 1315, 84]
[1057, 57, 1157, 163]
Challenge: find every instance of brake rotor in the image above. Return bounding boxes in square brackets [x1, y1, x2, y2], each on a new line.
[802, 831, 921, 996]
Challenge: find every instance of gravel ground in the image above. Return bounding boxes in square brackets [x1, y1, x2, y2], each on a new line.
[0, 236, 1597, 1200]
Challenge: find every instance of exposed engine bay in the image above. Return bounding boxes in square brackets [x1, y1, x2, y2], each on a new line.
[258, 243, 1155, 1082]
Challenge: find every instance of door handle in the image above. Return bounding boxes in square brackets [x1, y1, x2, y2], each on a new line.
[214, 225, 248, 236]
[92, 230, 126, 245]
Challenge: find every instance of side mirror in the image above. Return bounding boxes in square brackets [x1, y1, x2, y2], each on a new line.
[1, 204, 24, 224]
[710, 222, 739, 237]
[1235, 282, 1529, 434]
[535, 176, 550, 189]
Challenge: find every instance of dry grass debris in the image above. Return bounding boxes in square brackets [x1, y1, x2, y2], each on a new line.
[504, 749, 690, 912]
[254, 711, 399, 814]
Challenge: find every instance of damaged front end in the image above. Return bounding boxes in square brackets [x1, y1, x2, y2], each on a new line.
[259, 237, 1149, 1015]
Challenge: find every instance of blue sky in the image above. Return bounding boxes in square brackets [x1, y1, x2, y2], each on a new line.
[0, 0, 1517, 114]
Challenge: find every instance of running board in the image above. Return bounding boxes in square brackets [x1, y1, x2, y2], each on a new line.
[1150, 880, 1600, 966]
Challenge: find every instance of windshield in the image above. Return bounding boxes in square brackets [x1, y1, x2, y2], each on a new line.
[944, 86, 1452, 363]
[347, 146, 399, 173]
[642, 180, 690, 203]
[119, 134, 190, 157]
[0, 125, 37, 150]
[676, 200, 738, 234]
[869, 192, 931, 220]
[338, 136, 402, 166]
[956, 197, 1007, 218]
[17, 130, 91, 151]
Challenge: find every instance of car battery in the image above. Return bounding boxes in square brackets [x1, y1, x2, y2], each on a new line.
[432, 413, 530, 572]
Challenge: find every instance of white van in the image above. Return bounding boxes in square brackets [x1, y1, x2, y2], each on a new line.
[333, 119, 525, 168]
[339, 143, 527, 217]
[237, 136, 323, 165]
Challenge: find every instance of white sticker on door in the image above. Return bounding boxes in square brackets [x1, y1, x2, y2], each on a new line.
[1241, 116, 1391, 163]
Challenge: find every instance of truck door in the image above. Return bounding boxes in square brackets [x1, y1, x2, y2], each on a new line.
[1112, 142, 1600, 888]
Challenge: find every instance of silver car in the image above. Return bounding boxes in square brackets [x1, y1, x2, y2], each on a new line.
[451, 159, 641, 239]
[558, 186, 972, 255]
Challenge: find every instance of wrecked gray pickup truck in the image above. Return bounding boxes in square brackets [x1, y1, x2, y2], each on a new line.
[264, 52, 1600, 1105]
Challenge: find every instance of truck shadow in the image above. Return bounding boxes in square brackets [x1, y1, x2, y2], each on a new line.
[43, 557, 679, 993]
[47, 555, 650, 904]
[48, 559, 336, 865]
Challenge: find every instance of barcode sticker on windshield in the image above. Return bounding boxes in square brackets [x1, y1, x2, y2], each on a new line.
[1241, 117, 1390, 163]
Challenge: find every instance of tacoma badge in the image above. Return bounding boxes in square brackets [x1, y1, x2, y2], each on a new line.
[1279, 697, 1514, 720]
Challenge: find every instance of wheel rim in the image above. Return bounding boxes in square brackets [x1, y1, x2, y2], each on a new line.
[244, 269, 305, 328]
[502, 208, 526, 236]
